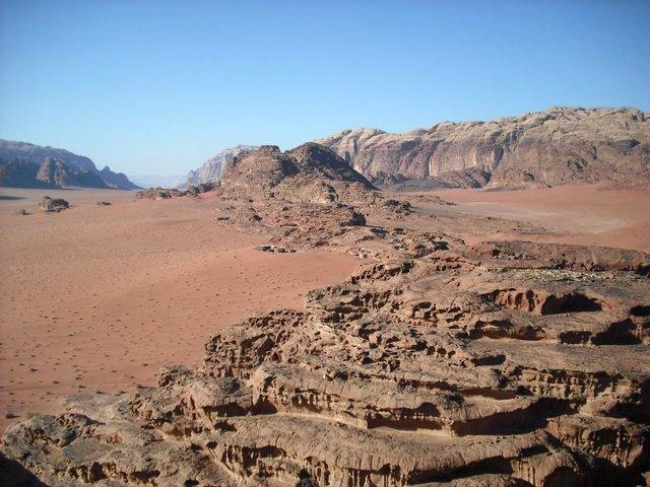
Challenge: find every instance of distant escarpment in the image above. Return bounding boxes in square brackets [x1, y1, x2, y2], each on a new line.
[184, 145, 257, 188]
[318, 107, 650, 189]
[0, 140, 140, 190]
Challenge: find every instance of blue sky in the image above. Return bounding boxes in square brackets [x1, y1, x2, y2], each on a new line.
[1, 0, 649, 180]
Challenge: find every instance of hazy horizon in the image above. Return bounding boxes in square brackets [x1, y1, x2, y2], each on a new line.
[1, 0, 649, 180]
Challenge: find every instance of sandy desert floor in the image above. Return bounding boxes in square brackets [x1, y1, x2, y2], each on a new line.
[423, 184, 650, 254]
[0, 184, 648, 432]
[0, 189, 360, 430]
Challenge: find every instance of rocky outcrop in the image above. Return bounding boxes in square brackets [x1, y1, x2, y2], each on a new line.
[471, 240, 650, 275]
[184, 145, 257, 188]
[39, 196, 70, 212]
[3, 186, 649, 486]
[219, 143, 375, 204]
[134, 183, 215, 200]
[0, 140, 139, 190]
[317, 107, 650, 189]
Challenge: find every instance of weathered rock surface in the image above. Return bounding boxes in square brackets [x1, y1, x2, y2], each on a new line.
[220, 143, 375, 204]
[317, 107, 650, 189]
[3, 147, 649, 487]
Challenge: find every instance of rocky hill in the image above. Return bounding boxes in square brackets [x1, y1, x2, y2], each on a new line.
[318, 107, 650, 189]
[220, 143, 375, 203]
[184, 145, 257, 188]
[0, 140, 139, 190]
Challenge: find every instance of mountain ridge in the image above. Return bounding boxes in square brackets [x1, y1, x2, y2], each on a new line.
[0, 139, 140, 190]
[317, 106, 650, 189]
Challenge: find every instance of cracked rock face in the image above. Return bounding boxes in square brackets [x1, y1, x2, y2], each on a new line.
[2, 146, 649, 487]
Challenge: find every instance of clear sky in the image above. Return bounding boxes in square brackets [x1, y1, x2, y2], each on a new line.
[1, 0, 648, 180]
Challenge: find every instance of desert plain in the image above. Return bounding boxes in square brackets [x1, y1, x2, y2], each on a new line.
[1, 182, 648, 434]
[0, 188, 360, 431]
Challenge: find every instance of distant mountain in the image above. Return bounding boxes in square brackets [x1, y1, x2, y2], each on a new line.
[183, 145, 257, 188]
[0, 140, 140, 190]
[0, 157, 109, 189]
[317, 107, 650, 189]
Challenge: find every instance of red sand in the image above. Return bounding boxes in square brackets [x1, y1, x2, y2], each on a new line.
[0, 189, 360, 430]
[427, 184, 650, 253]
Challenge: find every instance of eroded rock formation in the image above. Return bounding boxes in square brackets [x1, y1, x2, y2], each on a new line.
[220, 143, 375, 204]
[3, 234, 648, 486]
[317, 107, 650, 189]
[39, 196, 70, 213]
[135, 183, 215, 200]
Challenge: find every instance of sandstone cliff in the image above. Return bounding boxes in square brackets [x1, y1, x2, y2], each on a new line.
[317, 107, 650, 189]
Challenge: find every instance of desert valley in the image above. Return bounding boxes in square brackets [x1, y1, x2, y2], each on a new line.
[0, 106, 649, 486]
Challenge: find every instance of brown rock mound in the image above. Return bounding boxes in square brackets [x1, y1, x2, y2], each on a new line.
[135, 183, 215, 200]
[220, 143, 375, 204]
